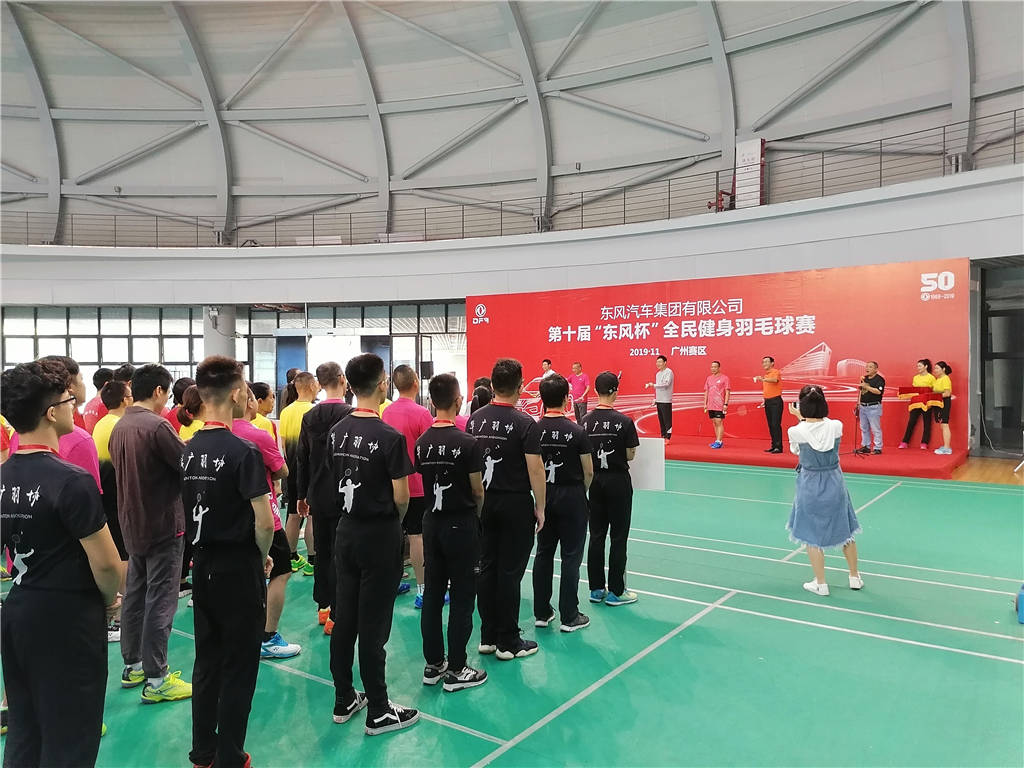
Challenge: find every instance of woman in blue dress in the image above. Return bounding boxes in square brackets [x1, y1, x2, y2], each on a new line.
[786, 385, 863, 597]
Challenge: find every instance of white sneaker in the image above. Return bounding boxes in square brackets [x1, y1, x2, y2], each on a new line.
[478, 643, 497, 655]
[803, 580, 829, 596]
[849, 575, 864, 590]
[534, 612, 556, 628]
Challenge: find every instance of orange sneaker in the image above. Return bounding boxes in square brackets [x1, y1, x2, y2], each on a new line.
[324, 618, 334, 636]
[318, 608, 330, 626]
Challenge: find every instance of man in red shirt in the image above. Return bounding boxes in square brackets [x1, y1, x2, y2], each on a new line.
[82, 368, 114, 433]
[567, 362, 590, 423]
[703, 361, 731, 449]
[381, 365, 432, 607]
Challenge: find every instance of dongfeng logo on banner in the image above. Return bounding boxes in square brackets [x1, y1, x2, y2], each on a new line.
[473, 303, 490, 324]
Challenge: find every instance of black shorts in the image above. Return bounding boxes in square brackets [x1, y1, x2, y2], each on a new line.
[403, 495, 427, 536]
[268, 529, 292, 579]
[707, 410, 725, 420]
[935, 399, 951, 424]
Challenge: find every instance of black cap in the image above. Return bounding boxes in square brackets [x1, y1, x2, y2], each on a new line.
[594, 371, 619, 395]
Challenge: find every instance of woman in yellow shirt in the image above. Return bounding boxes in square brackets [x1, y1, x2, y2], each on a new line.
[177, 384, 206, 441]
[899, 358, 937, 449]
[932, 361, 954, 455]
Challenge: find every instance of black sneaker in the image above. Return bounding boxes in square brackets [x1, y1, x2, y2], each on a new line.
[178, 581, 193, 598]
[333, 689, 368, 723]
[534, 611, 556, 628]
[495, 638, 539, 661]
[422, 660, 448, 686]
[560, 613, 591, 633]
[478, 641, 497, 655]
[855, 446, 871, 454]
[443, 665, 488, 692]
[365, 702, 419, 735]
[872, 449, 883, 455]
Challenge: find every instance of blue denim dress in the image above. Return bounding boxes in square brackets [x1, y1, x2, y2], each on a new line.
[786, 438, 860, 549]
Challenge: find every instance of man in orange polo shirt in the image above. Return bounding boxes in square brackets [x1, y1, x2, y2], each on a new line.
[754, 356, 783, 453]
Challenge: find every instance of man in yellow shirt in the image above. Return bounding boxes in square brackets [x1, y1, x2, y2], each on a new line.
[92, 380, 133, 641]
[279, 372, 318, 574]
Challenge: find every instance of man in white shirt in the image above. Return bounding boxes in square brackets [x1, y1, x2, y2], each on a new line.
[541, 359, 556, 379]
[644, 355, 674, 441]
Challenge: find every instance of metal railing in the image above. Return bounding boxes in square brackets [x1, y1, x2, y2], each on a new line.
[1, 109, 1020, 249]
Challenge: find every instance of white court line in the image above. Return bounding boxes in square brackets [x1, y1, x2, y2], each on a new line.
[470, 591, 738, 768]
[627, 536, 1014, 595]
[637, 488, 792, 505]
[631, 527, 794, 554]
[780, 481, 903, 561]
[169, 628, 506, 746]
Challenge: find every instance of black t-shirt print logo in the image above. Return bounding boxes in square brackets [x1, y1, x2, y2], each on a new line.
[191, 493, 210, 545]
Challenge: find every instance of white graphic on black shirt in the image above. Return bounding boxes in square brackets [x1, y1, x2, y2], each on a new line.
[545, 460, 563, 483]
[339, 478, 361, 513]
[183, 452, 194, 472]
[368, 441, 379, 454]
[330, 432, 336, 451]
[212, 455, 226, 473]
[483, 454, 503, 489]
[191, 494, 210, 545]
[26, 485, 41, 507]
[200, 454, 208, 469]
[597, 445, 615, 470]
[10, 486, 20, 504]
[432, 481, 452, 512]
[12, 546, 34, 585]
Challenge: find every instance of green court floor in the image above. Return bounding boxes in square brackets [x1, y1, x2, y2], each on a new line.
[15, 461, 1024, 766]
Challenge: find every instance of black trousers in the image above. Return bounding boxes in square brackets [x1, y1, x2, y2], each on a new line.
[573, 400, 588, 423]
[2, 588, 106, 768]
[764, 396, 783, 450]
[587, 471, 633, 596]
[421, 511, 480, 670]
[311, 508, 340, 613]
[189, 547, 266, 768]
[533, 485, 589, 623]
[182, 536, 193, 583]
[476, 491, 536, 650]
[902, 408, 933, 445]
[656, 402, 673, 438]
[330, 515, 402, 714]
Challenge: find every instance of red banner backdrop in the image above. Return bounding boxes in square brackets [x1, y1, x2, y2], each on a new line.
[467, 259, 969, 447]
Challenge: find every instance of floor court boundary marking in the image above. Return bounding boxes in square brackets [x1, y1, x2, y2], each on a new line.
[469, 591, 739, 768]
[781, 480, 903, 561]
[644, 488, 792, 505]
[627, 536, 1015, 595]
[169, 628, 507, 747]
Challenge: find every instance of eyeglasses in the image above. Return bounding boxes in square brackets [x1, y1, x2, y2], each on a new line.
[47, 395, 78, 410]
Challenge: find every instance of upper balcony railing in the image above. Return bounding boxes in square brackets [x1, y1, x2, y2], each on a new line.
[1, 109, 1020, 249]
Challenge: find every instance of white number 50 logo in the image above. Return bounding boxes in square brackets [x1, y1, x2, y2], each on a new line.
[921, 271, 955, 292]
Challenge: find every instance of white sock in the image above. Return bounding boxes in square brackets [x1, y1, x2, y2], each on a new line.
[147, 676, 164, 688]
[130, 662, 143, 672]
[417, 584, 425, 597]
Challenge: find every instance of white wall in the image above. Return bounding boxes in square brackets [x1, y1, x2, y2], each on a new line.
[2, 164, 1021, 306]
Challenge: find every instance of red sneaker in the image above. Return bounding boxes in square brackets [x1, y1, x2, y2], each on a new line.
[318, 608, 330, 626]
[324, 618, 334, 636]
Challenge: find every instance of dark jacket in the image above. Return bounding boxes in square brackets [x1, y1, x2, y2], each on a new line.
[296, 400, 353, 515]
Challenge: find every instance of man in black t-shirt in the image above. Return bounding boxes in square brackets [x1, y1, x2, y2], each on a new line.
[329, 354, 420, 736]
[855, 361, 886, 455]
[415, 374, 487, 692]
[526, 374, 594, 633]
[582, 372, 640, 607]
[467, 358, 547, 661]
[182, 356, 276, 768]
[297, 362, 353, 633]
[0, 360, 123, 767]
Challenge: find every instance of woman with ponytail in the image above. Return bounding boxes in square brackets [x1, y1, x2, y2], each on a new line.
[785, 385, 862, 597]
[176, 385, 206, 442]
[932, 361, 954, 455]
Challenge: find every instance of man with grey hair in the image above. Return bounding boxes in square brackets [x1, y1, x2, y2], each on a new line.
[856, 361, 885, 455]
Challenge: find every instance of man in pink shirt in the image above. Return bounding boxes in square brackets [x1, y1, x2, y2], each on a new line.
[39, 357, 102, 490]
[233, 387, 300, 660]
[382, 364, 433, 608]
[83, 368, 114, 434]
[568, 362, 590, 423]
[703, 360, 731, 449]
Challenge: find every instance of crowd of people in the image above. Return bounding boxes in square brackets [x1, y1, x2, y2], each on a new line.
[0, 352, 644, 766]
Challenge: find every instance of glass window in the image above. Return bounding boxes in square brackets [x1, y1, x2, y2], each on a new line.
[308, 307, 334, 329]
[132, 307, 160, 335]
[132, 337, 159, 363]
[71, 337, 99, 362]
[420, 304, 446, 333]
[235, 337, 248, 363]
[192, 337, 204, 361]
[252, 337, 276, 396]
[391, 305, 417, 333]
[235, 313, 250, 335]
[163, 337, 190, 362]
[278, 312, 304, 329]
[447, 302, 466, 332]
[102, 337, 129, 364]
[37, 337, 68, 357]
[363, 305, 388, 330]
[69, 307, 99, 335]
[36, 307, 67, 335]
[5, 338, 34, 363]
[250, 311, 277, 334]
[162, 308, 190, 335]
[336, 306, 360, 328]
[101, 308, 129, 335]
[191, 306, 204, 335]
[3, 308, 34, 335]
[80, 366, 100, 401]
